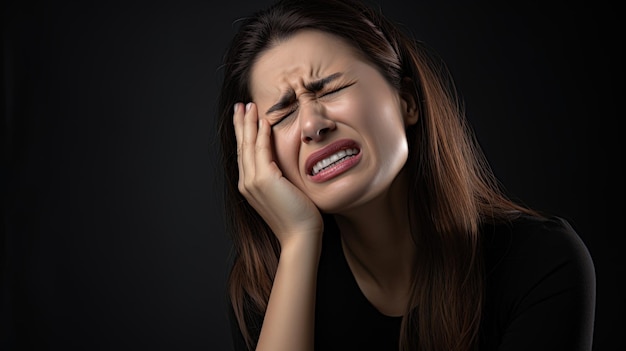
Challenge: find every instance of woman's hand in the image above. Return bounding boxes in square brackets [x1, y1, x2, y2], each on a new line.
[233, 102, 324, 247]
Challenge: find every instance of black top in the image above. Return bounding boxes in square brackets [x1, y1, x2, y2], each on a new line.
[229, 215, 596, 350]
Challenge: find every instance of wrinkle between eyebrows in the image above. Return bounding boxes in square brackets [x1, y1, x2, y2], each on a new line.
[266, 73, 344, 115]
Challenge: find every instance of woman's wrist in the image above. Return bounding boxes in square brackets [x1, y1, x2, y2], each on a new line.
[279, 232, 323, 262]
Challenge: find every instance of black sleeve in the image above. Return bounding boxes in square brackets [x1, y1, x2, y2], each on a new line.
[485, 217, 596, 351]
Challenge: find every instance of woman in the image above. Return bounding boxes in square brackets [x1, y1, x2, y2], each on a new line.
[216, 0, 596, 350]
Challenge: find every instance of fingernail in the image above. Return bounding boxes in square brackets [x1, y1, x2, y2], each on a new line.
[245, 102, 252, 112]
[233, 103, 240, 113]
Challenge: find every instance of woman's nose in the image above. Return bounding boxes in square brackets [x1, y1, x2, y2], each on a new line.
[300, 103, 336, 143]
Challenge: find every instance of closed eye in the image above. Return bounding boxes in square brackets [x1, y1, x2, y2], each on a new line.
[270, 82, 354, 127]
[270, 105, 298, 127]
[319, 83, 354, 98]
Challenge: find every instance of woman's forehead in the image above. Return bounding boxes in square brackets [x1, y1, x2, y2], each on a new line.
[249, 30, 362, 95]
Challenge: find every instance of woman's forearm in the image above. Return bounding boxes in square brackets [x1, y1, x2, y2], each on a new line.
[256, 235, 322, 351]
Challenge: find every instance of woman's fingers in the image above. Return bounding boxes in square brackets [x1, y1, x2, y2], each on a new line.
[232, 101, 323, 241]
[234, 102, 277, 193]
[242, 103, 258, 184]
[256, 117, 280, 175]
[233, 102, 247, 193]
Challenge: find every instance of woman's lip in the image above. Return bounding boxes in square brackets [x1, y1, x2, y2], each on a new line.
[304, 139, 361, 176]
[308, 151, 362, 182]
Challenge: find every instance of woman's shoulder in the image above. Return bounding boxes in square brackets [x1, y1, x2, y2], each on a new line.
[481, 213, 596, 306]
[482, 214, 592, 269]
[481, 212, 595, 307]
[481, 215, 589, 258]
[479, 215, 596, 350]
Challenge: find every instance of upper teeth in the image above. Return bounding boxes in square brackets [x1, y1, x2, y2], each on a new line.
[312, 148, 359, 176]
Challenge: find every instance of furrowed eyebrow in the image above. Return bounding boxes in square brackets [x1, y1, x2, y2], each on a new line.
[266, 90, 296, 115]
[304, 72, 343, 92]
[265, 72, 344, 115]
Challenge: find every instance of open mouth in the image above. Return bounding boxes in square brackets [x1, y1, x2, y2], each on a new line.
[305, 139, 362, 182]
[310, 148, 359, 176]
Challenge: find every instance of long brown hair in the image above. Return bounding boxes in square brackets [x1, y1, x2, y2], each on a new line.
[216, 0, 538, 350]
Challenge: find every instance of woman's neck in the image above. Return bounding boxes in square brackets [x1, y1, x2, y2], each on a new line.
[332, 171, 416, 315]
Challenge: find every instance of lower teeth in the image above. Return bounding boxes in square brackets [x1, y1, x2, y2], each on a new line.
[313, 155, 352, 176]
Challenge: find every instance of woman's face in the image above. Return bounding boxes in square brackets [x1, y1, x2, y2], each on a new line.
[249, 30, 417, 213]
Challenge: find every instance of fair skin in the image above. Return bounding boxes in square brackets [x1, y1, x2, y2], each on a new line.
[233, 30, 418, 350]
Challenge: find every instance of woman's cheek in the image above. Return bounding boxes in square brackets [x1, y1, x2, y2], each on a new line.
[325, 96, 354, 118]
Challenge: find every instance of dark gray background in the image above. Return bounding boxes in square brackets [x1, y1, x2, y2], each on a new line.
[2, 0, 622, 350]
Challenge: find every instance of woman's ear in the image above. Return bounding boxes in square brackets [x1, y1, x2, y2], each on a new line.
[400, 77, 419, 127]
